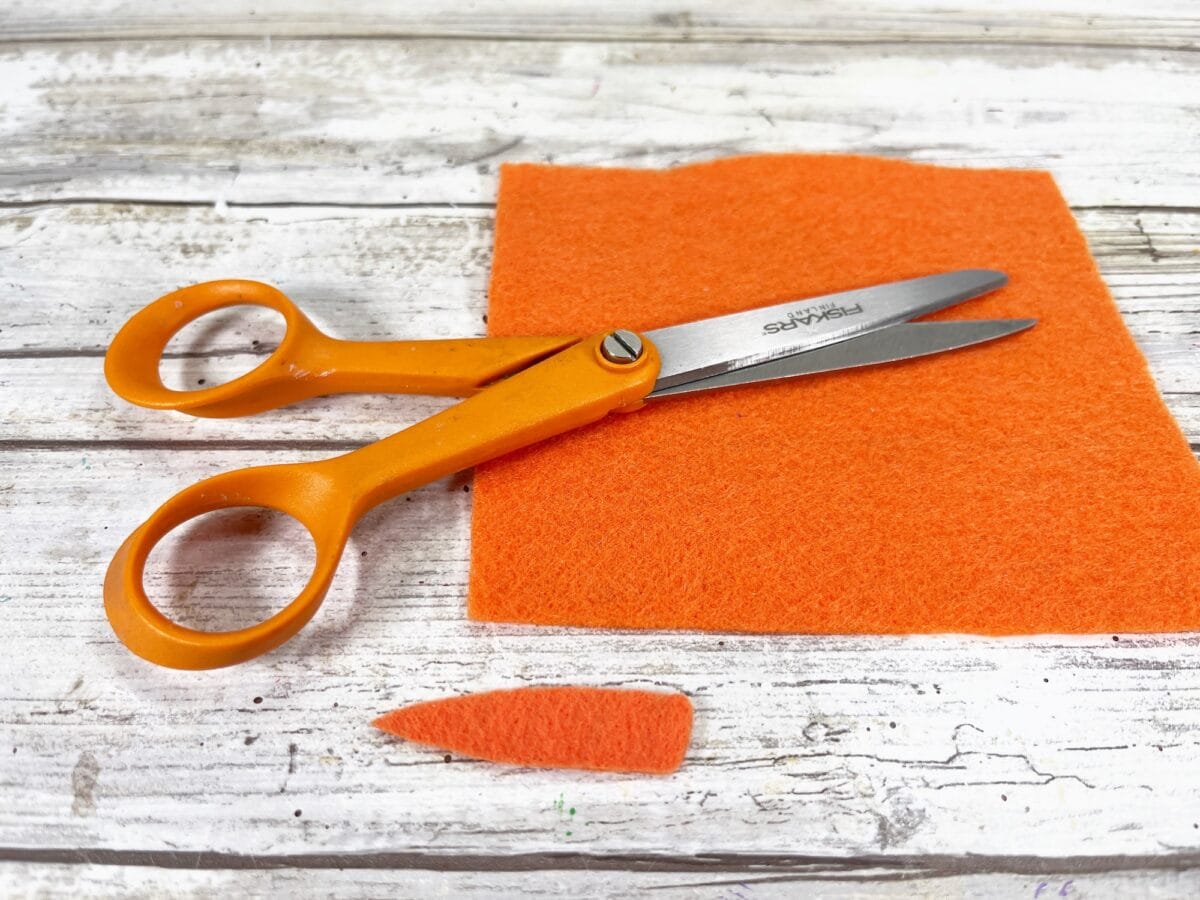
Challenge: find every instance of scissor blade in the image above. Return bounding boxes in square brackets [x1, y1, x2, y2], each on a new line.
[648, 319, 1035, 399]
[647, 269, 1007, 391]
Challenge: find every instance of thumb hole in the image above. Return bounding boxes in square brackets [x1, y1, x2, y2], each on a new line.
[158, 304, 287, 392]
[143, 506, 317, 633]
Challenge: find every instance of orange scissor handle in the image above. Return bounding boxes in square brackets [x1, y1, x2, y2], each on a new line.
[104, 333, 661, 669]
[104, 280, 578, 417]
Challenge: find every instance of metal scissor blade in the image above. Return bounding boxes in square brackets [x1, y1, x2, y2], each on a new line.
[647, 269, 1007, 391]
[648, 319, 1035, 399]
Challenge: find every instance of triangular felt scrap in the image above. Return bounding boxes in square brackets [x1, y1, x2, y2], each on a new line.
[469, 155, 1200, 634]
[373, 687, 693, 774]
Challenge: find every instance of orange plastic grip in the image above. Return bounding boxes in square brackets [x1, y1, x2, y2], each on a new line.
[103, 333, 661, 669]
[103, 280, 578, 417]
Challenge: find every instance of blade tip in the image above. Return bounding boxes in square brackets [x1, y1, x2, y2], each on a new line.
[970, 268, 1008, 288]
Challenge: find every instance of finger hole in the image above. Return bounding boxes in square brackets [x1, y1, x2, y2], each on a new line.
[144, 506, 317, 633]
[158, 304, 287, 392]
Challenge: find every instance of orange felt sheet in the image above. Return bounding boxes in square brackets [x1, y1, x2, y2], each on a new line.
[468, 155, 1200, 634]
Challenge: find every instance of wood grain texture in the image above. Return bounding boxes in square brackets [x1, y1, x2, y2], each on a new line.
[5, 444, 1200, 861]
[4, 861, 1200, 900]
[3, 1, 1200, 894]
[1, 38, 1198, 207]
[3, 0, 1198, 48]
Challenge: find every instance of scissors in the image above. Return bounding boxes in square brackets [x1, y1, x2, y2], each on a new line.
[103, 271, 1033, 669]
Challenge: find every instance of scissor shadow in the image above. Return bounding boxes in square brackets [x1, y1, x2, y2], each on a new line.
[147, 482, 466, 657]
[159, 306, 281, 391]
[281, 480, 472, 662]
[148, 506, 318, 634]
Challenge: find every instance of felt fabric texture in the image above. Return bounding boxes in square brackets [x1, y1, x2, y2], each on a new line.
[469, 154, 1200, 634]
[372, 687, 693, 774]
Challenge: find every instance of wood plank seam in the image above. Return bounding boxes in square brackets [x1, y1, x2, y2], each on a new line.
[4, 847, 1200, 875]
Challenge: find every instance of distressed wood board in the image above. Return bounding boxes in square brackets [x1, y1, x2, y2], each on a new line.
[2, 2, 1200, 897]
[1, 39, 1198, 207]
[4, 0, 1199, 47]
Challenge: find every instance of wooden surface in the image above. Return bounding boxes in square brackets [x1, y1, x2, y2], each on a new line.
[3, 2, 1200, 897]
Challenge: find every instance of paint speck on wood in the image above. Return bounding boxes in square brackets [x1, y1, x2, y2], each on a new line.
[70, 752, 99, 817]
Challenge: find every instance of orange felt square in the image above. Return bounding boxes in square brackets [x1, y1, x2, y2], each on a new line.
[468, 155, 1200, 634]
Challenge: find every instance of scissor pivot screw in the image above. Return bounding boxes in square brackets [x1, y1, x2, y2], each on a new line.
[601, 330, 643, 364]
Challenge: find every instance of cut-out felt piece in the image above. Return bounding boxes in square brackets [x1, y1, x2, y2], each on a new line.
[372, 687, 693, 774]
[469, 154, 1200, 634]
